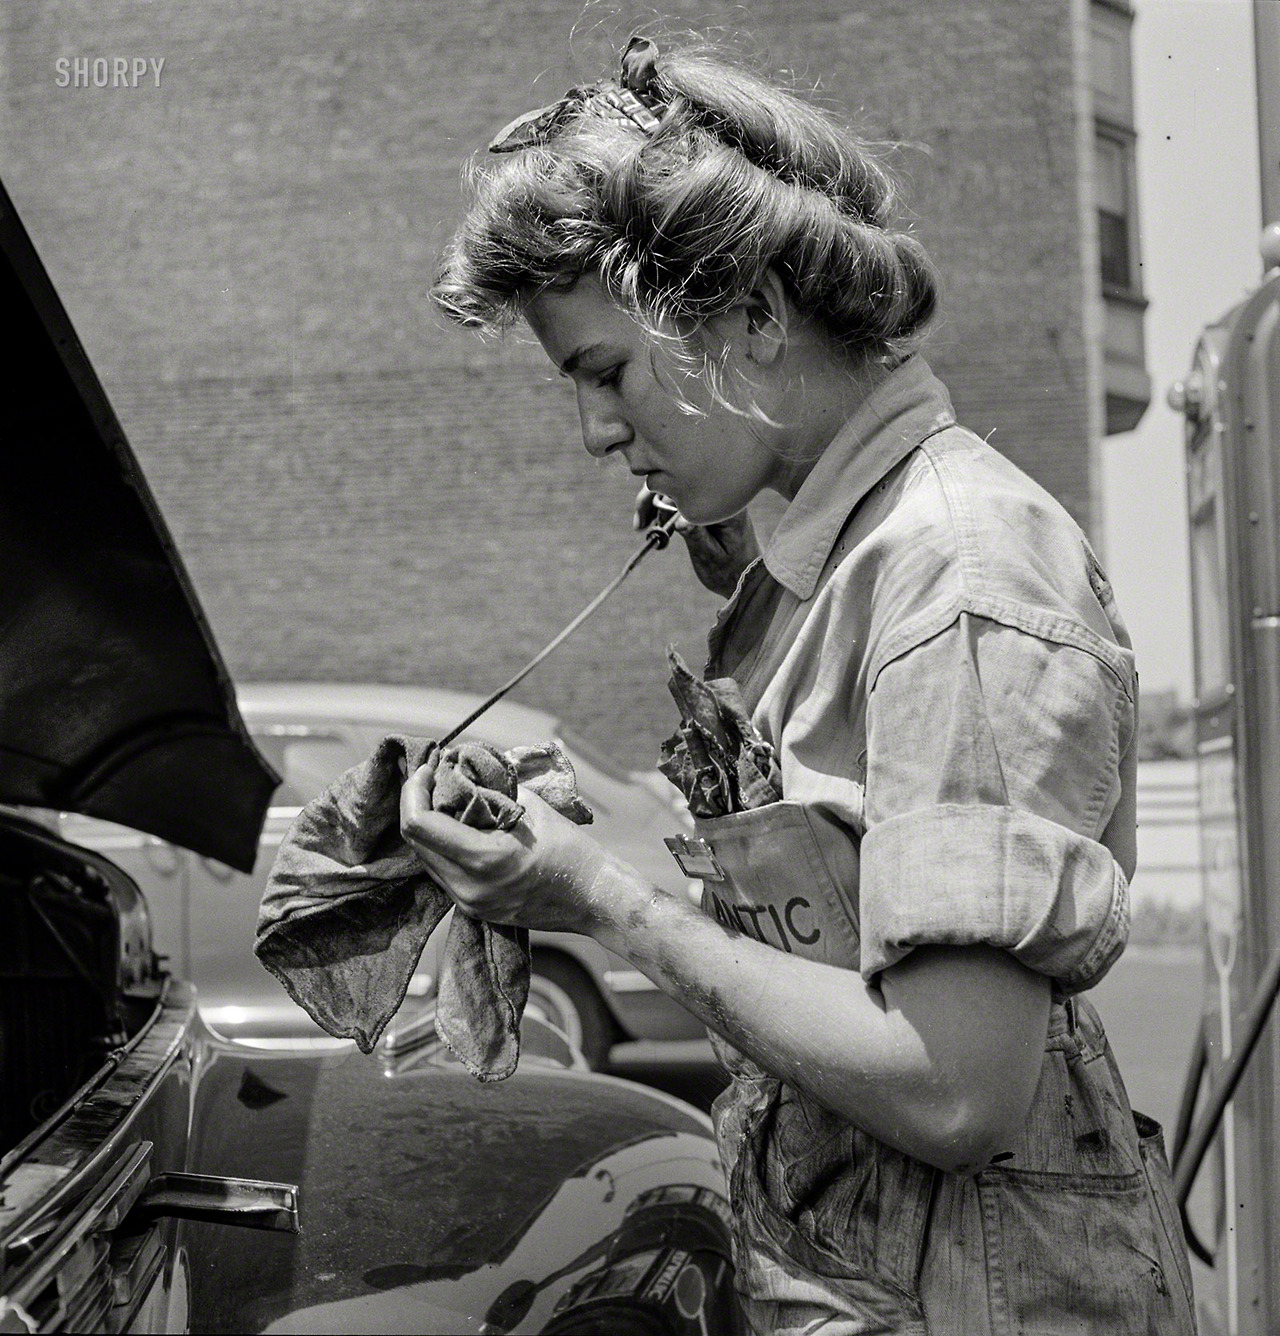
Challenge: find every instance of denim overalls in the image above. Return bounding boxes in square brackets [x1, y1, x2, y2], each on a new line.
[688, 364, 1198, 1335]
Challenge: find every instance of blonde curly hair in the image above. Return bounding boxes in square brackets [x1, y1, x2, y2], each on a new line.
[432, 38, 936, 377]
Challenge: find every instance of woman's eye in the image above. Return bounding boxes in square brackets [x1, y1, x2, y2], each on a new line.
[596, 364, 624, 389]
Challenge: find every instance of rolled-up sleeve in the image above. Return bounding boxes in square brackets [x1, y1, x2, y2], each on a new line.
[858, 610, 1135, 993]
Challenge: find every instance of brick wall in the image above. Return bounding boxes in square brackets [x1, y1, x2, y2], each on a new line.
[1, 0, 1094, 764]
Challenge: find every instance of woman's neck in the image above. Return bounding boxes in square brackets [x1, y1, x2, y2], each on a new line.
[767, 350, 896, 501]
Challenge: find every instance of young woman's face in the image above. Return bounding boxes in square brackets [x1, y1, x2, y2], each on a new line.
[524, 276, 787, 525]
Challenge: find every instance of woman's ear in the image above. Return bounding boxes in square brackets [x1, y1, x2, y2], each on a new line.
[741, 268, 791, 368]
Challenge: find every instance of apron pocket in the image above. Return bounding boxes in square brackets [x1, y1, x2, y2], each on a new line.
[693, 801, 862, 968]
[979, 1164, 1171, 1333]
[1134, 1111, 1197, 1325]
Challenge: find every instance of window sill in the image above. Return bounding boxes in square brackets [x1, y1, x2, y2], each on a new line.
[1102, 285, 1149, 311]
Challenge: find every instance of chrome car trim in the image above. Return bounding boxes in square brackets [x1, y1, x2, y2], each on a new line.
[0, 981, 192, 1248]
[0, 992, 165, 1181]
[3, 1151, 298, 1327]
[6, 1141, 150, 1271]
[380, 1004, 438, 1059]
[107, 1225, 167, 1323]
[134, 1172, 299, 1234]
[1, 1140, 152, 1328]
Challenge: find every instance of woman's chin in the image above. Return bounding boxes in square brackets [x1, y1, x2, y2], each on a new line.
[668, 493, 714, 526]
[663, 482, 752, 527]
[680, 504, 738, 528]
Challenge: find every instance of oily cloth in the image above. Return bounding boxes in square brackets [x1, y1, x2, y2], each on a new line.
[658, 648, 782, 817]
[255, 736, 592, 1081]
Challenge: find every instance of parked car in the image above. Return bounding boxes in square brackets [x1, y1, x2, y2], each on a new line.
[0, 177, 739, 1334]
[60, 682, 707, 1069]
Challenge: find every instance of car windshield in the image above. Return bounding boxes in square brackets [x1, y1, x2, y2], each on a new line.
[251, 729, 355, 806]
[553, 725, 636, 784]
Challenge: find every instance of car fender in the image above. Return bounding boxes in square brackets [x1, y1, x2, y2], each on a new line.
[182, 1029, 736, 1334]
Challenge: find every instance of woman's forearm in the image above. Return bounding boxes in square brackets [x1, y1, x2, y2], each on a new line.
[585, 855, 1051, 1174]
[399, 782, 1051, 1172]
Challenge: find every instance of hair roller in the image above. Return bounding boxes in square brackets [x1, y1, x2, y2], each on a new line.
[432, 37, 938, 365]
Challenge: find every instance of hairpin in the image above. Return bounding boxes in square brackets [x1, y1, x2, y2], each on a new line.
[488, 34, 664, 153]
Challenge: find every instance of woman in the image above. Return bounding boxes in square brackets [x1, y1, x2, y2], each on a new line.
[406, 34, 1197, 1335]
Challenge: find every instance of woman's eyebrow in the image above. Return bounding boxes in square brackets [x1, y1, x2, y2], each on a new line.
[559, 342, 614, 375]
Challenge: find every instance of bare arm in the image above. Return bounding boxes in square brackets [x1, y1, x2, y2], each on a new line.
[583, 842, 1049, 1172]
[401, 789, 1050, 1174]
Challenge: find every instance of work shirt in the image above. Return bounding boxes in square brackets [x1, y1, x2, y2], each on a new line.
[691, 355, 1196, 1334]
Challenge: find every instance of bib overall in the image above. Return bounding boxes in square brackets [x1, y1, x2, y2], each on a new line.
[686, 358, 1198, 1335]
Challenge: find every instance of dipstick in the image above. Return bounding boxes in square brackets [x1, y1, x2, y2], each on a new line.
[438, 505, 680, 748]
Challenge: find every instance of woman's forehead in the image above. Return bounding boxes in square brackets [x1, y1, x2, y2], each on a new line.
[524, 277, 641, 365]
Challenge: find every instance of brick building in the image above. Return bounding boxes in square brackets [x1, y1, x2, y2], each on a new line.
[0, 0, 1147, 763]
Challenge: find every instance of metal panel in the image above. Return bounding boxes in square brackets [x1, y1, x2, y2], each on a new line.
[1228, 266, 1280, 1332]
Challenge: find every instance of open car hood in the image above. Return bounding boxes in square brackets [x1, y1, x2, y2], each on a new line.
[0, 178, 277, 873]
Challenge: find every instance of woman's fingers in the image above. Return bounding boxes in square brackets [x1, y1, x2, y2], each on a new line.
[400, 759, 505, 844]
[398, 773, 617, 936]
[399, 768, 526, 877]
[401, 805, 507, 863]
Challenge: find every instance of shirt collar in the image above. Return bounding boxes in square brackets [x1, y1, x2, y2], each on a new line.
[762, 355, 956, 599]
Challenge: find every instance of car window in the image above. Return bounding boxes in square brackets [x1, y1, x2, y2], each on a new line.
[252, 727, 361, 806]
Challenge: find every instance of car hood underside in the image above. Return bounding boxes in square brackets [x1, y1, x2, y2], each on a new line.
[0, 178, 276, 872]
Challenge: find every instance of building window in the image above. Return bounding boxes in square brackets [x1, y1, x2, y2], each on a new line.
[1090, 4, 1134, 123]
[1096, 131, 1137, 292]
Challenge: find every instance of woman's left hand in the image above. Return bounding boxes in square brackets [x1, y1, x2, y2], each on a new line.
[399, 774, 618, 935]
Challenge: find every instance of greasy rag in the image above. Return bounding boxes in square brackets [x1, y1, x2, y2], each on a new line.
[255, 737, 592, 1081]
[658, 648, 782, 817]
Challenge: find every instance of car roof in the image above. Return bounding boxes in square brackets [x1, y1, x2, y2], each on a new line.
[235, 682, 561, 752]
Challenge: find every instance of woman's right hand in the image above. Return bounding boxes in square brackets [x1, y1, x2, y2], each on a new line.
[634, 484, 760, 598]
[400, 776, 622, 937]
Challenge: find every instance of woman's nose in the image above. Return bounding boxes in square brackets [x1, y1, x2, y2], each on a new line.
[578, 389, 632, 459]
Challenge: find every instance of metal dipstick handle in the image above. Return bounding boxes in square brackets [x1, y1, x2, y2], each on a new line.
[438, 500, 682, 747]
